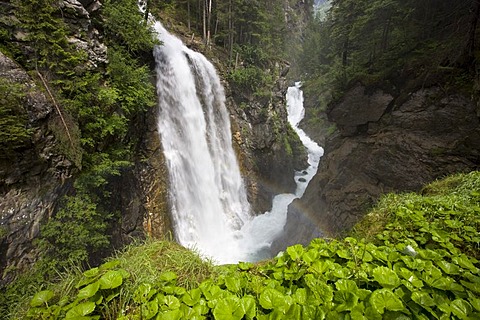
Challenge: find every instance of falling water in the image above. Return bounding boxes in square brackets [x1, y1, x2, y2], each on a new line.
[154, 21, 323, 263]
[238, 82, 324, 260]
[154, 22, 250, 263]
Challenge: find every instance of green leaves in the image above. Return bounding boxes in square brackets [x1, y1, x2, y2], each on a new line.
[65, 302, 96, 319]
[98, 270, 123, 290]
[30, 290, 54, 308]
[372, 266, 401, 288]
[24, 172, 480, 319]
[370, 289, 404, 314]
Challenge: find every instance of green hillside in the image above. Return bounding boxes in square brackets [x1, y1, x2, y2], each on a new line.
[4, 171, 479, 319]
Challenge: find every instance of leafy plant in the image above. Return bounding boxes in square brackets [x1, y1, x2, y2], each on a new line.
[21, 172, 480, 319]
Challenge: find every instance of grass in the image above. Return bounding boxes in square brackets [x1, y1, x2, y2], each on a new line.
[6, 238, 218, 319]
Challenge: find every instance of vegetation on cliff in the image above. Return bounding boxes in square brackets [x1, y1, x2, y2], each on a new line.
[299, 0, 480, 134]
[4, 171, 478, 319]
[1, 0, 157, 272]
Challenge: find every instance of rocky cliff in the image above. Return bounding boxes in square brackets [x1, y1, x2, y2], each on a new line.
[0, 0, 171, 284]
[0, 0, 306, 282]
[273, 83, 480, 251]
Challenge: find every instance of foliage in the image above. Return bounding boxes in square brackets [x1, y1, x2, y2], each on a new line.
[20, 172, 480, 319]
[35, 193, 111, 273]
[227, 66, 269, 93]
[0, 78, 33, 156]
[352, 171, 480, 259]
[6, 0, 157, 272]
[102, 0, 158, 53]
[10, 240, 217, 319]
[300, 0, 480, 113]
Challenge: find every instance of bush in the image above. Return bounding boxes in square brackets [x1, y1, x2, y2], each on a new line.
[0, 78, 32, 156]
[21, 172, 480, 319]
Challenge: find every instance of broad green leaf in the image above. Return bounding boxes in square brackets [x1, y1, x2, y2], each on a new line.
[65, 301, 96, 318]
[397, 268, 423, 289]
[225, 276, 242, 293]
[30, 290, 54, 308]
[285, 303, 302, 319]
[83, 267, 99, 278]
[287, 244, 304, 261]
[293, 288, 307, 305]
[309, 259, 334, 274]
[372, 266, 401, 288]
[305, 274, 333, 304]
[77, 281, 100, 300]
[238, 262, 253, 271]
[212, 296, 243, 320]
[303, 249, 319, 264]
[303, 305, 322, 320]
[98, 270, 123, 289]
[351, 303, 367, 320]
[334, 290, 358, 312]
[331, 267, 350, 279]
[335, 279, 358, 292]
[467, 291, 480, 312]
[142, 299, 159, 319]
[370, 289, 404, 314]
[451, 299, 472, 319]
[411, 292, 435, 307]
[239, 295, 256, 320]
[462, 280, 480, 294]
[134, 283, 157, 304]
[200, 282, 223, 301]
[452, 255, 478, 272]
[159, 295, 181, 310]
[159, 271, 177, 284]
[183, 288, 202, 307]
[99, 260, 120, 270]
[259, 288, 286, 310]
[157, 309, 182, 320]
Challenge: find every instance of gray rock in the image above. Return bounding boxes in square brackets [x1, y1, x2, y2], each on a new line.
[272, 85, 480, 252]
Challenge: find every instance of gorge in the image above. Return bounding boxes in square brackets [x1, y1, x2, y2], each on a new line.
[154, 21, 322, 263]
[0, 0, 479, 313]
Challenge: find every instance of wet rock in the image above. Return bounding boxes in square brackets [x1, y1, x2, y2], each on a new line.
[226, 73, 308, 214]
[328, 84, 393, 136]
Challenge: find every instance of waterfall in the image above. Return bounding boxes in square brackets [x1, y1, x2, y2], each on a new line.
[153, 22, 250, 264]
[238, 82, 324, 260]
[154, 21, 323, 263]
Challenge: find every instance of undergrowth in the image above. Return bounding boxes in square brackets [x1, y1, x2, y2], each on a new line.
[7, 171, 480, 319]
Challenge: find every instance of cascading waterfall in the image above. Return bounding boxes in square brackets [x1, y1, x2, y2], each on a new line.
[154, 22, 250, 263]
[238, 82, 324, 260]
[154, 21, 323, 263]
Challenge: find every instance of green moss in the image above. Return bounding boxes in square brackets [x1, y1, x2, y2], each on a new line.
[0, 78, 33, 157]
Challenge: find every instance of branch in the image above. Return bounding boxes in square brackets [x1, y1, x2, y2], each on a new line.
[36, 70, 74, 149]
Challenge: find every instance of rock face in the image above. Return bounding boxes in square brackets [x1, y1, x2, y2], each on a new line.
[273, 84, 480, 251]
[227, 77, 307, 214]
[0, 52, 74, 284]
[0, 0, 169, 284]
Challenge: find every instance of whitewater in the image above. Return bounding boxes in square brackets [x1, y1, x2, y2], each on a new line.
[154, 23, 323, 264]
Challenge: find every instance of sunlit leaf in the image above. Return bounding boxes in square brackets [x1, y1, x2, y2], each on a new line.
[30, 290, 54, 308]
[65, 301, 96, 318]
[370, 289, 404, 314]
[98, 270, 123, 289]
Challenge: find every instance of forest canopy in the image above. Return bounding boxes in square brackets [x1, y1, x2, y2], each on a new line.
[300, 0, 480, 98]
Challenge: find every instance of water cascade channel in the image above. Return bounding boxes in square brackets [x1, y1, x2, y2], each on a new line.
[154, 23, 323, 264]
